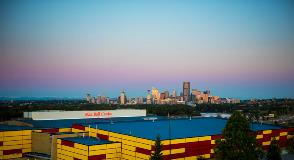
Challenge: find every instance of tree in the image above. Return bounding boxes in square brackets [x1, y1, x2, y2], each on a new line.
[286, 131, 294, 153]
[150, 135, 163, 160]
[266, 139, 281, 160]
[215, 111, 264, 160]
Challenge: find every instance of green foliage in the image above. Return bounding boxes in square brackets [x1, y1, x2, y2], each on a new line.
[266, 139, 281, 160]
[150, 135, 163, 160]
[244, 109, 261, 122]
[215, 111, 264, 160]
[286, 131, 294, 153]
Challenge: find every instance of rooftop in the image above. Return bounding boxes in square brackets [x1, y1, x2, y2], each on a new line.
[86, 117, 282, 140]
[0, 124, 32, 131]
[62, 137, 112, 146]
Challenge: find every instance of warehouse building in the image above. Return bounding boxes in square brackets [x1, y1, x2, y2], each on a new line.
[0, 115, 293, 160]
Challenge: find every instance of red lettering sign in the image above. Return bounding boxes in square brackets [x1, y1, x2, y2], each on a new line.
[84, 111, 112, 117]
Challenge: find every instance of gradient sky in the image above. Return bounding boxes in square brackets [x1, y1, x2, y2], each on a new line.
[1, 0, 294, 99]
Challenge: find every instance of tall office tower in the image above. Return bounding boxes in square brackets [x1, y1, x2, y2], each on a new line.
[120, 91, 126, 105]
[172, 90, 177, 98]
[164, 91, 169, 98]
[91, 97, 96, 104]
[146, 90, 151, 104]
[86, 94, 91, 103]
[96, 96, 101, 104]
[183, 82, 190, 102]
[151, 87, 159, 104]
[160, 92, 166, 100]
[101, 96, 106, 104]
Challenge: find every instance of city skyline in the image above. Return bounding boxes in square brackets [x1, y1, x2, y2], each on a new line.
[1, 0, 294, 99]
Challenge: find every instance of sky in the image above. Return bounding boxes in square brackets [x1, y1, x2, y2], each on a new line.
[0, 0, 294, 99]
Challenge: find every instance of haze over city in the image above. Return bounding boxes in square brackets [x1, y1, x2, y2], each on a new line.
[1, 0, 294, 99]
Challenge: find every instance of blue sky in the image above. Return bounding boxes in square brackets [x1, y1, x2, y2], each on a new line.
[0, 0, 294, 99]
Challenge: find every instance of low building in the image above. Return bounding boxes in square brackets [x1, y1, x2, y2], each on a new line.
[0, 116, 293, 160]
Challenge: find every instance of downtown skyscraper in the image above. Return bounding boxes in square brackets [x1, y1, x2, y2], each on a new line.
[183, 82, 190, 102]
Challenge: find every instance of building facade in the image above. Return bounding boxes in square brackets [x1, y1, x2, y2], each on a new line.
[120, 91, 126, 105]
[183, 82, 190, 102]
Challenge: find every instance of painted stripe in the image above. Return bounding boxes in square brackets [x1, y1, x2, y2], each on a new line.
[88, 154, 106, 160]
[72, 124, 85, 131]
[61, 140, 74, 148]
[211, 134, 223, 140]
[271, 130, 280, 136]
[97, 133, 109, 140]
[41, 128, 59, 133]
[3, 149, 22, 155]
[163, 152, 186, 159]
[186, 147, 211, 156]
[136, 147, 152, 155]
[186, 140, 211, 148]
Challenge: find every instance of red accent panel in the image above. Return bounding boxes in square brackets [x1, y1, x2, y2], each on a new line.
[271, 130, 280, 136]
[97, 133, 109, 140]
[0, 141, 3, 146]
[186, 140, 211, 148]
[281, 128, 293, 132]
[163, 153, 186, 160]
[136, 147, 152, 155]
[88, 154, 106, 160]
[161, 143, 186, 150]
[162, 145, 171, 150]
[41, 128, 59, 133]
[211, 134, 223, 140]
[72, 124, 85, 131]
[3, 149, 22, 155]
[170, 153, 186, 159]
[170, 143, 186, 149]
[185, 147, 211, 156]
[61, 140, 74, 148]
[279, 136, 288, 147]
[151, 145, 155, 151]
[262, 134, 272, 142]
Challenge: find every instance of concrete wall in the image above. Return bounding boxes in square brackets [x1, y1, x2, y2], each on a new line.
[28, 109, 146, 120]
[32, 131, 88, 160]
[32, 132, 51, 155]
